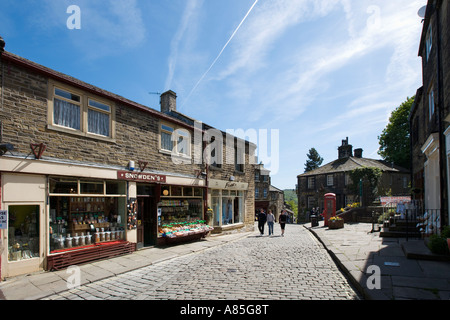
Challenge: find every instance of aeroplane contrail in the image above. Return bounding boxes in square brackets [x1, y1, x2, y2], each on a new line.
[183, 0, 259, 107]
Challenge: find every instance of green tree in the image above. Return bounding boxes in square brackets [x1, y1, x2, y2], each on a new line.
[349, 167, 383, 206]
[304, 148, 323, 173]
[378, 96, 414, 169]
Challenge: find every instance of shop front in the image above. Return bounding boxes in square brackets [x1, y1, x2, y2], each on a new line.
[118, 171, 211, 248]
[0, 156, 138, 278]
[208, 179, 248, 234]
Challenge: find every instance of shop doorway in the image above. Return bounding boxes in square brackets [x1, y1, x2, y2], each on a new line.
[137, 197, 157, 247]
[5, 204, 44, 277]
[137, 184, 157, 247]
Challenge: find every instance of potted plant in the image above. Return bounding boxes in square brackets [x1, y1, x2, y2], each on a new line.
[328, 216, 344, 229]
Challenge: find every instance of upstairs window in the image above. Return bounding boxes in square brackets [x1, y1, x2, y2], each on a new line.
[53, 88, 81, 130]
[88, 99, 111, 137]
[49, 81, 114, 141]
[159, 123, 191, 158]
[429, 85, 435, 120]
[426, 24, 432, 61]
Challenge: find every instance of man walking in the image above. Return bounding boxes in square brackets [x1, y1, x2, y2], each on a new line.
[257, 209, 267, 236]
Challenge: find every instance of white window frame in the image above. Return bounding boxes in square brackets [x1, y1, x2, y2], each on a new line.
[327, 175, 334, 186]
[159, 122, 191, 159]
[47, 81, 115, 142]
[308, 177, 315, 189]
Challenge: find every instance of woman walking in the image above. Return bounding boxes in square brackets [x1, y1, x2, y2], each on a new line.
[267, 210, 275, 236]
[279, 210, 288, 237]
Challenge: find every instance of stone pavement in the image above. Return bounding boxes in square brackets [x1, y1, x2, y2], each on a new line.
[1, 223, 359, 300]
[0, 232, 252, 300]
[308, 221, 450, 300]
[2, 220, 448, 300]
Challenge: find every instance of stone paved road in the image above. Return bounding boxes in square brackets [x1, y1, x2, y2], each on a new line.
[43, 224, 361, 300]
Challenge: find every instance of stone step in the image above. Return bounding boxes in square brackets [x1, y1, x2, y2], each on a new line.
[380, 227, 422, 239]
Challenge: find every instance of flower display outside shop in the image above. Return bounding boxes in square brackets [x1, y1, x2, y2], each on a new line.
[328, 216, 344, 229]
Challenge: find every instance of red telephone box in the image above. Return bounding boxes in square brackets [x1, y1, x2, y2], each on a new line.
[323, 193, 336, 227]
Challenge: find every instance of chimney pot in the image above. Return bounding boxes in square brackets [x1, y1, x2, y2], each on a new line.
[160, 90, 177, 113]
[354, 148, 363, 158]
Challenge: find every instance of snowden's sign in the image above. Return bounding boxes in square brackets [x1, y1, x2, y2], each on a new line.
[117, 171, 166, 183]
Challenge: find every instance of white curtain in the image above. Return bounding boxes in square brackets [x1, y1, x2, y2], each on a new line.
[88, 109, 110, 136]
[54, 98, 80, 130]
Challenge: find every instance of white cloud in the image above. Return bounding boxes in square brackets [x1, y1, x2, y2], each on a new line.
[165, 0, 204, 90]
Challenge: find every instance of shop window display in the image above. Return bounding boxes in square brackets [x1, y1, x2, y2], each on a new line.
[211, 190, 244, 226]
[8, 205, 40, 261]
[157, 186, 212, 239]
[48, 178, 126, 253]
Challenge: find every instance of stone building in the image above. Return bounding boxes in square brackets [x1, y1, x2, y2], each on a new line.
[0, 37, 255, 278]
[159, 90, 256, 235]
[410, 0, 449, 229]
[254, 163, 285, 221]
[297, 138, 410, 222]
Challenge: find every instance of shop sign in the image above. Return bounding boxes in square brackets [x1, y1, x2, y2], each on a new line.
[209, 179, 248, 190]
[117, 171, 166, 183]
[0, 210, 7, 229]
[380, 196, 411, 206]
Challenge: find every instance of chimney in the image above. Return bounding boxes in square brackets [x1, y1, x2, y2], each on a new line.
[0, 35, 5, 52]
[338, 137, 353, 159]
[354, 148, 363, 158]
[160, 90, 177, 113]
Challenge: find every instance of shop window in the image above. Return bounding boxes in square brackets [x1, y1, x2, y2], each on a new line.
[49, 196, 126, 253]
[49, 178, 78, 194]
[171, 186, 182, 197]
[80, 181, 104, 194]
[194, 188, 203, 197]
[211, 189, 244, 227]
[8, 205, 40, 261]
[183, 187, 193, 197]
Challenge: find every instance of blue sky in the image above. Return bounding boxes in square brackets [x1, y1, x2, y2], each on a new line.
[1, 0, 426, 190]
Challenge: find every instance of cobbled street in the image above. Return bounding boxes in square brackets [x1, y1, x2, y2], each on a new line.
[44, 224, 361, 300]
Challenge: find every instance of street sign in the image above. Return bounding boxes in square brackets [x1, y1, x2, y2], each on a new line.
[0, 210, 7, 229]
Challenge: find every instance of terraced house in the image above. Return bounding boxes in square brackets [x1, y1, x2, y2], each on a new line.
[410, 0, 450, 230]
[0, 36, 255, 279]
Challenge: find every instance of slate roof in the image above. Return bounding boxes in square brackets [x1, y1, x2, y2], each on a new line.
[297, 157, 409, 178]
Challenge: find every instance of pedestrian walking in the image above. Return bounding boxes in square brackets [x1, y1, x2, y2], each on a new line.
[279, 210, 288, 237]
[267, 210, 275, 236]
[257, 209, 267, 235]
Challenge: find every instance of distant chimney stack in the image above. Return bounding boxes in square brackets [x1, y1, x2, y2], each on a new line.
[160, 90, 177, 113]
[354, 148, 363, 158]
[338, 137, 353, 159]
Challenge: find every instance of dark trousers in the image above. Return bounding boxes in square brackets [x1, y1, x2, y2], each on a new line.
[258, 221, 265, 234]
